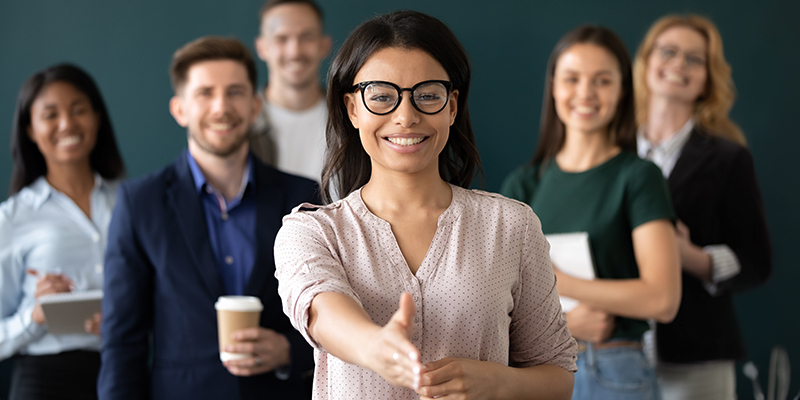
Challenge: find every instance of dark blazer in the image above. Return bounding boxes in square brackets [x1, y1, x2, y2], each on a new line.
[656, 128, 771, 363]
[98, 151, 318, 400]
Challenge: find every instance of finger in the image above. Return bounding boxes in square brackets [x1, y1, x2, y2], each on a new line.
[422, 357, 453, 372]
[420, 358, 456, 386]
[382, 345, 423, 389]
[224, 356, 262, 368]
[226, 364, 255, 377]
[390, 293, 416, 331]
[230, 327, 267, 342]
[385, 328, 421, 363]
[223, 342, 258, 354]
[35, 281, 61, 296]
[417, 379, 459, 399]
[38, 277, 72, 294]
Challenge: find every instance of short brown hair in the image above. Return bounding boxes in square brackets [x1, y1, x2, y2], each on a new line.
[258, 0, 324, 28]
[169, 36, 258, 94]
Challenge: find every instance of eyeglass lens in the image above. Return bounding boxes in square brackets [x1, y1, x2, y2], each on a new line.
[657, 46, 706, 68]
[361, 81, 449, 114]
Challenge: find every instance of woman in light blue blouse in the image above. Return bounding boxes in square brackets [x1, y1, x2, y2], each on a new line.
[0, 64, 125, 400]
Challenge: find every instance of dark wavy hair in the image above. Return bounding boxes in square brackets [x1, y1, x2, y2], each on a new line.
[531, 25, 636, 166]
[9, 64, 125, 196]
[321, 10, 482, 203]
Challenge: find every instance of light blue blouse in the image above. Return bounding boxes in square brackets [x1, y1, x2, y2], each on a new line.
[0, 174, 118, 359]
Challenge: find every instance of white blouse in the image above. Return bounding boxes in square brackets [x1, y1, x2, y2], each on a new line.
[0, 175, 117, 360]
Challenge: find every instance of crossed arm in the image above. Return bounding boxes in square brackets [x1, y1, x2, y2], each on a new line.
[556, 219, 681, 342]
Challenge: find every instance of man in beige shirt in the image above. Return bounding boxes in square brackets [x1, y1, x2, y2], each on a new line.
[250, 0, 331, 182]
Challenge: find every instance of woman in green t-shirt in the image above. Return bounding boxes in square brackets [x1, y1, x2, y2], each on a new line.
[501, 26, 681, 400]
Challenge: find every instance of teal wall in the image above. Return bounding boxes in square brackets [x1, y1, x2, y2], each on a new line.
[1, 1, 798, 398]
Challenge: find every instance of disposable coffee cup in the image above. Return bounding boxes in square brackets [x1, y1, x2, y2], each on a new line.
[215, 296, 263, 361]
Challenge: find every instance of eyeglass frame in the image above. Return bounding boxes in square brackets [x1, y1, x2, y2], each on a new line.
[349, 80, 454, 116]
[652, 44, 707, 68]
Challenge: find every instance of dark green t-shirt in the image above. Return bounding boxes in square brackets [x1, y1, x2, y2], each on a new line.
[500, 151, 675, 339]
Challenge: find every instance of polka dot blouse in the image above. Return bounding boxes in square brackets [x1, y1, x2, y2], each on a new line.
[275, 184, 577, 399]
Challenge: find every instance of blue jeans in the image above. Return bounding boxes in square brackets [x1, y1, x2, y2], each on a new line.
[572, 342, 661, 400]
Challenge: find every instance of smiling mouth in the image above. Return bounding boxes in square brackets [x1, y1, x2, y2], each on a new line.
[207, 122, 237, 131]
[386, 137, 428, 146]
[56, 135, 82, 147]
[663, 71, 687, 85]
[574, 105, 596, 114]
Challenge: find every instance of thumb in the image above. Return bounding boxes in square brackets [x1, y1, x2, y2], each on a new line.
[390, 293, 416, 333]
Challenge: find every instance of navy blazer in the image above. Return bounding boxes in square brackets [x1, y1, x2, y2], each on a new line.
[98, 151, 318, 400]
[656, 129, 772, 363]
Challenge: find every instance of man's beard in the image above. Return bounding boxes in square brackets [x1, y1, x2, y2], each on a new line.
[187, 127, 249, 158]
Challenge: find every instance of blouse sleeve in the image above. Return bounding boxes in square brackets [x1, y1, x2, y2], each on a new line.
[0, 204, 46, 360]
[274, 207, 362, 350]
[508, 207, 577, 372]
[711, 147, 772, 294]
[627, 160, 676, 229]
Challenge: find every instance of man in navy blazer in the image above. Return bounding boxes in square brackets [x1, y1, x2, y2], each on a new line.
[97, 36, 317, 399]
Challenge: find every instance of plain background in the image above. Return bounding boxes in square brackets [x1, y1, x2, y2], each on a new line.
[1, 1, 797, 398]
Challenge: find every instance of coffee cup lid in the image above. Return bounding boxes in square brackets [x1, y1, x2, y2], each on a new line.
[215, 296, 264, 312]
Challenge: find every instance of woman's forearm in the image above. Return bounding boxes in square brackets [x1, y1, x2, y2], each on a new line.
[308, 291, 423, 390]
[496, 364, 574, 400]
[417, 359, 574, 400]
[558, 276, 677, 322]
[557, 219, 681, 323]
[308, 291, 382, 367]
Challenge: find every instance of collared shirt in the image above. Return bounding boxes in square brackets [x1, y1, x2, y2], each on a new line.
[637, 119, 741, 294]
[637, 118, 695, 179]
[0, 174, 118, 359]
[275, 185, 578, 399]
[187, 153, 256, 296]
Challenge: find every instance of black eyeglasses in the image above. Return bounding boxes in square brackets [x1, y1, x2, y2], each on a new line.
[350, 80, 453, 115]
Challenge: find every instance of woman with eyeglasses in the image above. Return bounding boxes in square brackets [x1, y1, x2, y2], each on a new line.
[634, 15, 771, 400]
[501, 26, 681, 400]
[0, 64, 125, 399]
[274, 10, 577, 400]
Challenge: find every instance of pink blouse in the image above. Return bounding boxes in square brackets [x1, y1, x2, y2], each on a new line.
[275, 185, 577, 399]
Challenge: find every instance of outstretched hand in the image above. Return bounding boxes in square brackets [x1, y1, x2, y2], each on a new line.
[363, 293, 424, 390]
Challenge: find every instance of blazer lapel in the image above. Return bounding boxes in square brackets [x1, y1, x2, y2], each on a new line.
[245, 162, 282, 298]
[166, 151, 226, 297]
[669, 128, 712, 192]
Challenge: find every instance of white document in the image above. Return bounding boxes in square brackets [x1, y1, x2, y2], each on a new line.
[545, 232, 595, 312]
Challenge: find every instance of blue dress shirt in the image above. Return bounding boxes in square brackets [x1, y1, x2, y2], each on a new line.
[0, 175, 118, 359]
[187, 153, 257, 296]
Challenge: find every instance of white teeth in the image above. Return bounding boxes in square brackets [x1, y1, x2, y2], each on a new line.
[664, 72, 685, 84]
[57, 136, 81, 147]
[387, 137, 425, 146]
[208, 123, 233, 131]
[575, 106, 595, 114]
